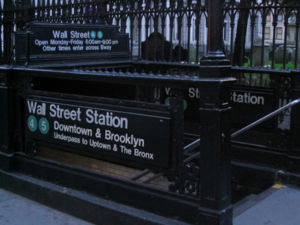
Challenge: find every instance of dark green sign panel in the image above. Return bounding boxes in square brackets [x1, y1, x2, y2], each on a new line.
[25, 96, 171, 168]
[16, 23, 129, 63]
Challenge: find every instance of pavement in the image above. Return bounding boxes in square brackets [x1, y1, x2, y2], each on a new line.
[233, 184, 300, 225]
[0, 188, 92, 225]
[1, 185, 300, 225]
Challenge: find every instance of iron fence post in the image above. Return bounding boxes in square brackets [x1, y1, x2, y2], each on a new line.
[201, 0, 229, 65]
[0, 69, 9, 153]
[24, 0, 34, 25]
[13, 0, 33, 29]
[3, 0, 14, 64]
[197, 81, 233, 225]
[292, 71, 300, 150]
[289, 71, 300, 173]
[0, 67, 15, 171]
[169, 88, 184, 170]
[196, 1, 233, 223]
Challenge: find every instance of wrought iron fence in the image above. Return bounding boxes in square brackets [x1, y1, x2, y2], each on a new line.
[1, 2, 300, 223]
[1, 0, 300, 68]
[0, 1, 4, 62]
[224, 0, 300, 69]
[105, 0, 300, 68]
[0, 0, 298, 131]
[31, 0, 107, 24]
[0, 63, 234, 224]
[106, 0, 208, 62]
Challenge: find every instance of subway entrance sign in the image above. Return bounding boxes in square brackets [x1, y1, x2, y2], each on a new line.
[25, 95, 171, 169]
[162, 86, 277, 129]
[15, 22, 129, 63]
[230, 87, 278, 128]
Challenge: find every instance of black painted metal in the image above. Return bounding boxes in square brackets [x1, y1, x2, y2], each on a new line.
[3, 0, 13, 64]
[1, 0, 300, 224]
[0, 72, 8, 153]
[289, 70, 300, 173]
[0, 0, 300, 66]
[0, 67, 15, 155]
[201, 0, 229, 65]
[15, 22, 130, 65]
[0, 90, 9, 166]
[0, 2, 3, 63]
[0, 64, 235, 224]
[3, 57, 298, 196]
[184, 138, 200, 154]
[229, 65, 298, 182]
[198, 82, 232, 224]
[232, 98, 300, 139]
[0, 66, 18, 171]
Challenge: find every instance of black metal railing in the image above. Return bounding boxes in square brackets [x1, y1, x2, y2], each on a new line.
[224, 0, 300, 69]
[106, 0, 208, 62]
[0, 64, 234, 224]
[0, 2, 4, 63]
[231, 98, 300, 138]
[0, 2, 3, 62]
[1, 0, 300, 67]
[105, 0, 300, 67]
[32, 0, 108, 24]
[230, 66, 293, 150]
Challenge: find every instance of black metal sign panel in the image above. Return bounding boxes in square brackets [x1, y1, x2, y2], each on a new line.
[16, 23, 129, 63]
[24, 96, 171, 168]
[230, 87, 278, 128]
[162, 86, 277, 130]
[291, 89, 300, 149]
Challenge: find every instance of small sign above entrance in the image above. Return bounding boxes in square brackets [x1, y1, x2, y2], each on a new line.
[16, 23, 129, 64]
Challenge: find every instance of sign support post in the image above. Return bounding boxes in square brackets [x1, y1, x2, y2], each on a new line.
[198, 84, 232, 225]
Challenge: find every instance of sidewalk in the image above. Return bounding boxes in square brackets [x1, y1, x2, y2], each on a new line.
[233, 184, 300, 225]
[2, 184, 300, 225]
[0, 188, 92, 225]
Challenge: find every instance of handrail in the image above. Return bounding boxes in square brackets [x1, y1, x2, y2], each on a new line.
[231, 98, 300, 139]
[184, 138, 200, 153]
[131, 98, 300, 176]
[184, 98, 300, 163]
[130, 169, 150, 181]
[131, 138, 201, 180]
